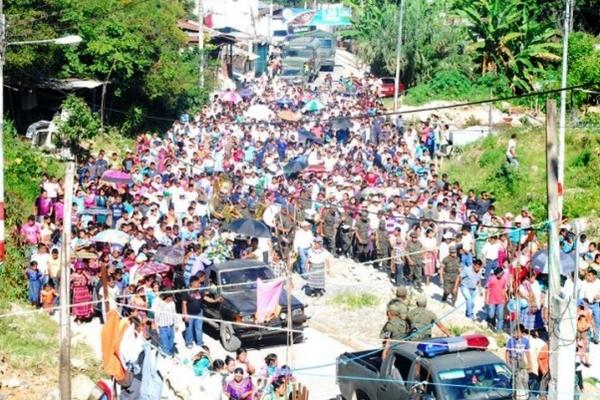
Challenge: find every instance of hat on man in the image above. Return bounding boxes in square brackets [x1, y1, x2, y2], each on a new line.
[395, 286, 408, 298]
[410, 231, 419, 238]
[443, 232, 454, 240]
[449, 245, 458, 253]
[416, 293, 428, 307]
[313, 236, 323, 243]
[387, 299, 406, 317]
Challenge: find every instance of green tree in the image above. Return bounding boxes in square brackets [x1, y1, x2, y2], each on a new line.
[4, 0, 213, 132]
[454, 0, 561, 91]
[54, 95, 101, 156]
[344, 0, 469, 85]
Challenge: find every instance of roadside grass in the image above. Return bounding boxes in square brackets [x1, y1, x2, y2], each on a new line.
[0, 302, 103, 380]
[443, 127, 600, 222]
[330, 292, 379, 310]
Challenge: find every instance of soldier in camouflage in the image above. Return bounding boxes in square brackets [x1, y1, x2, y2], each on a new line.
[380, 298, 410, 358]
[407, 294, 451, 341]
[354, 211, 370, 262]
[405, 231, 424, 291]
[440, 246, 461, 306]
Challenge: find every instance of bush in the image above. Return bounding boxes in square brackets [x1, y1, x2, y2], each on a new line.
[0, 123, 62, 301]
[331, 292, 379, 309]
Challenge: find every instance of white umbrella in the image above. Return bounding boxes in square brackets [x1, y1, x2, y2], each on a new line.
[244, 104, 275, 121]
[92, 229, 130, 245]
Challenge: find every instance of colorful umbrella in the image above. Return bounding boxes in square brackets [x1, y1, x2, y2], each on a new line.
[155, 245, 185, 265]
[531, 249, 576, 275]
[227, 218, 271, 238]
[244, 104, 275, 121]
[276, 97, 294, 107]
[101, 170, 132, 185]
[137, 262, 171, 276]
[220, 90, 243, 104]
[239, 87, 254, 99]
[284, 157, 308, 175]
[277, 109, 302, 122]
[91, 229, 130, 245]
[302, 99, 325, 113]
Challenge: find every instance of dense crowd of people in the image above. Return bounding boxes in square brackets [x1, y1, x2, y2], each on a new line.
[17, 69, 600, 399]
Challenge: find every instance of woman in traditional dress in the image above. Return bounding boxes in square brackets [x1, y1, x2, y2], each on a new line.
[306, 236, 330, 297]
[70, 261, 93, 322]
[421, 228, 437, 286]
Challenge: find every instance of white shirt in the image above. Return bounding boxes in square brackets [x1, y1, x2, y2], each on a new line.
[293, 228, 314, 252]
[507, 138, 517, 157]
[579, 279, 600, 303]
[482, 242, 502, 260]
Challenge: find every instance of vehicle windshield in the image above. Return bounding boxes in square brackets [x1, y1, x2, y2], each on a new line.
[282, 68, 301, 77]
[273, 30, 288, 37]
[437, 363, 512, 400]
[381, 78, 395, 85]
[320, 39, 333, 49]
[220, 266, 274, 292]
[284, 49, 313, 58]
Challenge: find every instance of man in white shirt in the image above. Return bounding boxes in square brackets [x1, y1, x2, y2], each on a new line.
[481, 236, 502, 285]
[293, 221, 314, 275]
[579, 268, 600, 343]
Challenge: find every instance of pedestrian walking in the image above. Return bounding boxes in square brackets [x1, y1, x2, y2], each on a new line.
[459, 258, 483, 320]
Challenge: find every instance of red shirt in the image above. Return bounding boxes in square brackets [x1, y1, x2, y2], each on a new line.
[487, 274, 508, 305]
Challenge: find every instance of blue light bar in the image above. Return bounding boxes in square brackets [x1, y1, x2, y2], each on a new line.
[417, 337, 467, 357]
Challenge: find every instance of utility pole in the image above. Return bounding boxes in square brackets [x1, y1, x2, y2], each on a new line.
[59, 160, 75, 400]
[557, 0, 571, 217]
[0, 0, 6, 262]
[393, 0, 406, 112]
[546, 100, 575, 400]
[197, 0, 205, 88]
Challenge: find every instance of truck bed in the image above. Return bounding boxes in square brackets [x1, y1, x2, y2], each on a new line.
[337, 349, 384, 399]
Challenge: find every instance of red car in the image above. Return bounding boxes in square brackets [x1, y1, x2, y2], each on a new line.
[377, 77, 405, 97]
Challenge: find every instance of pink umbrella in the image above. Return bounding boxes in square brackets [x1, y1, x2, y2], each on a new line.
[101, 170, 133, 184]
[220, 90, 242, 104]
[137, 262, 171, 276]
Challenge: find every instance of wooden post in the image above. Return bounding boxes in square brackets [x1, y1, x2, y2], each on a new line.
[100, 263, 109, 313]
[59, 160, 75, 400]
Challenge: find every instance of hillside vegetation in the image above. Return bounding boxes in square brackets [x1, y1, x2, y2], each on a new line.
[443, 127, 600, 221]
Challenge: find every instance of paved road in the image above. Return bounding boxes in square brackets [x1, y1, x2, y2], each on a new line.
[72, 315, 352, 399]
[314, 48, 365, 87]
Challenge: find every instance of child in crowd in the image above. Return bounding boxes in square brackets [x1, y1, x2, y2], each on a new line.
[40, 282, 57, 315]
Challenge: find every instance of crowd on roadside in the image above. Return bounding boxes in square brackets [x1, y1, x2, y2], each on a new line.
[16, 69, 600, 398]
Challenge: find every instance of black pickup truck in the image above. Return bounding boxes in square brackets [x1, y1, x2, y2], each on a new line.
[203, 260, 308, 351]
[336, 335, 513, 400]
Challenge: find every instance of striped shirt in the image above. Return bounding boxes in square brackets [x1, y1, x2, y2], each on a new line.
[152, 298, 177, 327]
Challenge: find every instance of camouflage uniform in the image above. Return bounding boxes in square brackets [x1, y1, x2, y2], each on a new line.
[405, 237, 424, 290]
[354, 213, 370, 262]
[321, 207, 337, 254]
[375, 220, 391, 270]
[407, 304, 437, 341]
[338, 213, 353, 257]
[441, 250, 461, 305]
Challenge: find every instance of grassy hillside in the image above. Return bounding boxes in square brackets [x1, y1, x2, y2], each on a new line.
[443, 127, 600, 222]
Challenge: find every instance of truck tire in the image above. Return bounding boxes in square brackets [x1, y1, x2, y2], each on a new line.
[220, 322, 241, 352]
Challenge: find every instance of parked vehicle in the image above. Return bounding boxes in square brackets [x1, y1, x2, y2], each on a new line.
[336, 334, 512, 400]
[376, 77, 405, 98]
[288, 30, 337, 71]
[203, 260, 308, 352]
[280, 63, 310, 84]
[283, 37, 322, 81]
